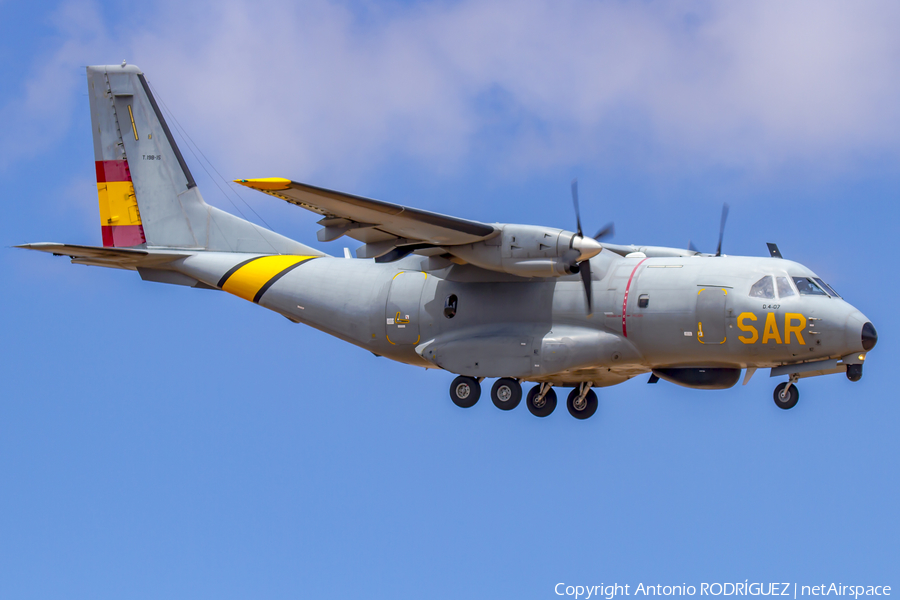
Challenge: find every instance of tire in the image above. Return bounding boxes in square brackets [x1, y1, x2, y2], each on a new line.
[491, 378, 522, 410]
[526, 385, 557, 418]
[773, 382, 799, 410]
[566, 387, 598, 420]
[450, 376, 481, 408]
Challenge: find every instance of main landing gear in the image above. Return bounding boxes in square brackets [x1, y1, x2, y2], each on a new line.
[491, 378, 522, 410]
[449, 376, 481, 408]
[448, 378, 595, 419]
[566, 383, 598, 420]
[526, 383, 557, 417]
[773, 378, 799, 410]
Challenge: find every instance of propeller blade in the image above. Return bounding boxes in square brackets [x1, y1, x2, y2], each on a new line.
[571, 178, 583, 237]
[580, 258, 593, 315]
[715, 203, 730, 257]
[593, 222, 615, 241]
[688, 240, 699, 253]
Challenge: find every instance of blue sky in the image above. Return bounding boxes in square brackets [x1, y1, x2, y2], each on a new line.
[2, 1, 898, 598]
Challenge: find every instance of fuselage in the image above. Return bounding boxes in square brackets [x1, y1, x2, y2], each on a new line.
[174, 248, 874, 389]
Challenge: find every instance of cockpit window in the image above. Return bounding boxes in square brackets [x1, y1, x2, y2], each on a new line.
[750, 276, 775, 299]
[793, 277, 828, 296]
[814, 278, 841, 298]
[776, 276, 795, 298]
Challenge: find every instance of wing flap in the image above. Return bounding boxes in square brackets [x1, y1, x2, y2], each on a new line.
[236, 178, 497, 247]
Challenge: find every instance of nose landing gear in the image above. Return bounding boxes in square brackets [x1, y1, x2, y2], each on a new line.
[773, 379, 799, 410]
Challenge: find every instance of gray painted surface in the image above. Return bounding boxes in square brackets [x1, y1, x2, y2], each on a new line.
[20, 64, 877, 403]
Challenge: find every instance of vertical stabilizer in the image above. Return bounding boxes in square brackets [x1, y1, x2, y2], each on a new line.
[86, 64, 322, 255]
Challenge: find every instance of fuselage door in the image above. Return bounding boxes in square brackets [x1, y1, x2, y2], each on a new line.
[385, 271, 427, 345]
[696, 288, 727, 344]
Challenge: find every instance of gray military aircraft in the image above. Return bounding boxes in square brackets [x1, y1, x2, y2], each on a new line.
[20, 63, 878, 419]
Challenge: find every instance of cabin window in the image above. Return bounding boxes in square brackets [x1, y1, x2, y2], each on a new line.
[749, 276, 775, 299]
[444, 294, 458, 318]
[775, 276, 795, 298]
[638, 294, 649, 308]
[793, 277, 828, 296]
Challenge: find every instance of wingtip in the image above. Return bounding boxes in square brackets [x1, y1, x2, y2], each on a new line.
[234, 178, 292, 190]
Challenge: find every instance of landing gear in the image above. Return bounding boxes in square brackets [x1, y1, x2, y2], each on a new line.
[491, 378, 522, 410]
[773, 381, 799, 410]
[526, 383, 557, 417]
[450, 376, 481, 408]
[567, 383, 598, 420]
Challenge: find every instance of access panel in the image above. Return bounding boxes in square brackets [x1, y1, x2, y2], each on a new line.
[696, 288, 727, 344]
[385, 271, 428, 345]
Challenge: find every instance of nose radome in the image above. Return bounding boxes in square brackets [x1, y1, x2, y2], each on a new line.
[862, 322, 878, 351]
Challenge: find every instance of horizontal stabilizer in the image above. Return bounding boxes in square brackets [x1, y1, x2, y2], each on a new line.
[16, 242, 192, 270]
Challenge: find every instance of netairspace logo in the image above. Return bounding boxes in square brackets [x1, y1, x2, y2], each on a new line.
[553, 583, 892, 600]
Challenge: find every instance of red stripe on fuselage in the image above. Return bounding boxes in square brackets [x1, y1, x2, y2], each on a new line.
[95, 160, 131, 182]
[621, 258, 648, 337]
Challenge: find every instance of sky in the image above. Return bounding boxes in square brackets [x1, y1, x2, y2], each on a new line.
[1, 1, 898, 598]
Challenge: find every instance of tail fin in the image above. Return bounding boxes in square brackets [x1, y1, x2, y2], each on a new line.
[86, 64, 322, 255]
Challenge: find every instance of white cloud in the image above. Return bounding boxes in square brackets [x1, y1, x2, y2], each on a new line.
[0, 0, 111, 169]
[5, 0, 900, 181]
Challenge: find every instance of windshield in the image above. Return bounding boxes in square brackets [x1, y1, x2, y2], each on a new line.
[793, 277, 829, 296]
[814, 278, 841, 298]
[776, 276, 795, 298]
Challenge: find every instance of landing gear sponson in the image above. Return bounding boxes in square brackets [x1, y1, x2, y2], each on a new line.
[449, 379, 595, 420]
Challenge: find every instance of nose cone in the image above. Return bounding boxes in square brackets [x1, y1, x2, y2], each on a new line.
[572, 236, 603, 262]
[862, 322, 878, 351]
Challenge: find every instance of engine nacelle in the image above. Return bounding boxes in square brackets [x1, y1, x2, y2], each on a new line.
[447, 224, 601, 278]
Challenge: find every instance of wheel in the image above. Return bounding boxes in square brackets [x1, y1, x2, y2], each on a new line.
[566, 387, 598, 420]
[773, 382, 799, 410]
[491, 378, 522, 410]
[450, 376, 481, 408]
[526, 385, 557, 417]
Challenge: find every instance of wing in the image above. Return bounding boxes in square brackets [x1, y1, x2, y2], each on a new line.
[235, 178, 497, 258]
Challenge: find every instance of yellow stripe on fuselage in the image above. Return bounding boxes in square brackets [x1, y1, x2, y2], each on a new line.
[97, 181, 141, 225]
[221, 255, 316, 302]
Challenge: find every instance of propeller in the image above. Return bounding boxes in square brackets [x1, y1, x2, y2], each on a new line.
[715, 203, 729, 257]
[688, 203, 729, 256]
[569, 179, 614, 315]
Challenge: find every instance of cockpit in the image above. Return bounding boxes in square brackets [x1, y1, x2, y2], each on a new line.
[748, 275, 841, 299]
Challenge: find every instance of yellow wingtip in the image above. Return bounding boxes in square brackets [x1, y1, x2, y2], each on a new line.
[234, 177, 292, 190]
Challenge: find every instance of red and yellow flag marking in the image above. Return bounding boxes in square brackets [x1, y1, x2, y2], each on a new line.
[96, 160, 145, 247]
[218, 255, 319, 303]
